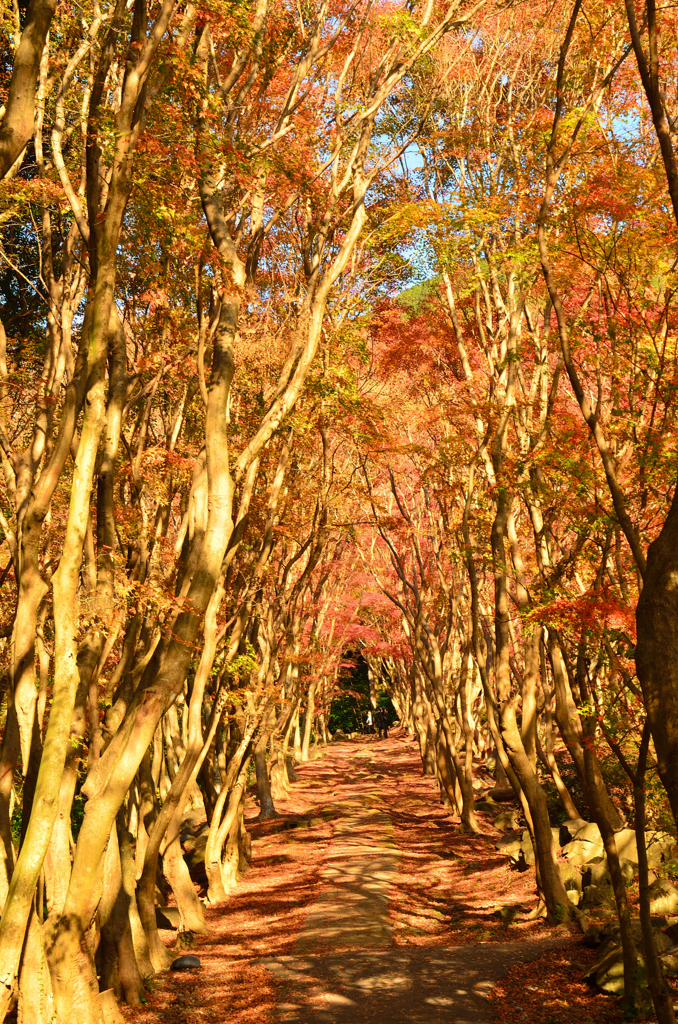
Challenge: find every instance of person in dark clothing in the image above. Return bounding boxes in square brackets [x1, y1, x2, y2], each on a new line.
[375, 708, 388, 740]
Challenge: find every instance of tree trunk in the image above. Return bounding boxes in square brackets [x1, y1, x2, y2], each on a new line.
[205, 752, 251, 902]
[458, 644, 475, 789]
[300, 680, 316, 761]
[117, 815, 153, 982]
[582, 732, 638, 1010]
[547, 636, 622, 827]
[635, 491, 678, 828]
[18, 908, 54, 1024]
[634, 725, 677, 1024]
[548, 635, 636, 999]
[424, 669, 478, 832]
[219, 785, 248, 892]
[500, 697, 571, 922]
[521, 631, 540, 772]
[410, 669, 435, 775]
[0, 0, 58, 179]
[98, 824, 144, 1006]
[254, 732, 278, 820]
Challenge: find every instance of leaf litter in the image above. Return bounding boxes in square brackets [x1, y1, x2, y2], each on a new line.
[120, 733, 634, 1024]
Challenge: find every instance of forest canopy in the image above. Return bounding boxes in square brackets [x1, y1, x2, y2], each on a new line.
[2, 0, 678, 1021]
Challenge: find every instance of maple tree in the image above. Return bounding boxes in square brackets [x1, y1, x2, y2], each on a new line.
[2, 0, 678, 1022]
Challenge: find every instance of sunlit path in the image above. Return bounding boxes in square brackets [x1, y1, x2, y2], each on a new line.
[118, 734, 626, 1024]
[258, 739, 562, 1024]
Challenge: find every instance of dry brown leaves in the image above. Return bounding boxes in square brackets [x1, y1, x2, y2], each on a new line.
[119, 734, 631, 1024]
[488, 945, 624, 1024]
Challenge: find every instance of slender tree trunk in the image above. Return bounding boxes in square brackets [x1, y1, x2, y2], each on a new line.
[411, 668, 435, 775]
[521, 631, 539, 772]
[204, 723, 256, 903]
[548, 636, 636, 996]
[254, 731, 278, 820]
[300, 679, 316, 761]
[17, 908, 54, 1024]
[98, 824, 144, 1006]
[205, 749, 252, 902]
[583, 730, 638, 1010]
[536, 730, 581, 822]
[137, 587, 228, 963]
[538, 649, 581, 821]
[500, 697, 571, 921]
[633, 724, 677, 1024]
[547, 636, 622, 827]
[117, 815, 153, 982]
[458, 643, 475, 790]
[0, 298, 111, 1019]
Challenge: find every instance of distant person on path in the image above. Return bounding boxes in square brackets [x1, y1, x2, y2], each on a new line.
[376, 708, 388, 740]
[365, 709, 374, 734]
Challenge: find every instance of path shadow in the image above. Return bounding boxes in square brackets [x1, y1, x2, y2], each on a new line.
[260, 940, 563, 1023]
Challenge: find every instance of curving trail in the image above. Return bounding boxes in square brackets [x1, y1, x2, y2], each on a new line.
[124, 735, 575, 1024]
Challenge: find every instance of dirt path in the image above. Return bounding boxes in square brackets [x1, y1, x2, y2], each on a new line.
[259, 742, 562, 1023]
[124, 735, 583, 1024]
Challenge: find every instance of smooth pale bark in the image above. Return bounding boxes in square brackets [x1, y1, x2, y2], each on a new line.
[292, 709, 302, 764]
[0, 304, 92, 902]
[458, 645, 476, 789]
[583, 732, 638, 1007]
[204, 741, 253, 903]
[134, 749, 157, 878]
[407, 618, 477, 831]
[10, 525, 47, 771]
[500, 697, 571, 919]
[43, 673, 88, 923]
[432, 680, 477, 829]
[410, 669, 435, 775]
[462, 497, 529, 810]
[434, 698, 472, 825]
[138, 590, 229, 962]
[434, 729, 460, 815]
[548, 638, 622, 828]
[254, 730, 278, 820]
[40, 349, 112, 1022]
[17, 908, 54, 1024]
[411, 667, 432, 770]
[548, 636, 637, 996]
[492, 487, 571, 922]
[536, 674, 581, 821]
[50, 240, 231, 1001]
[117, 816, 153, 982]
[520, 631, 539, 772]
[0, 0, 58, 179]
[199, 741, 218, 824]
[300, 679, 317, 761]
[0, 705, 19, 909]
[219, 784, 249, 892]
[0, 298, 110, 1017]
[33, 5, 182, 1017]
[98, 825, 144, 1006]
[270, 700, 298, 800]
[535, 731, 581, 822]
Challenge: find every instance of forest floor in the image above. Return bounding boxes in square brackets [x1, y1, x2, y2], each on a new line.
[122, 733, 626, 1024]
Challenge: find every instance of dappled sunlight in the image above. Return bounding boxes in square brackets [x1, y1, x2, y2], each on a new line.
[258, 944, 566, 1023]
[122, 736, 576, 1024]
